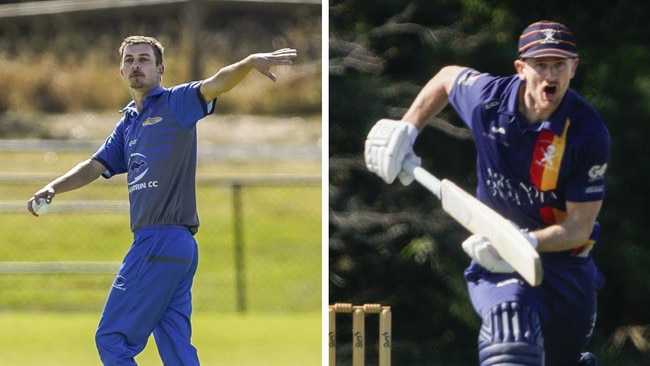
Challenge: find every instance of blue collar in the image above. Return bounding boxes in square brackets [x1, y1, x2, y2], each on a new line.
[119, 86, 166, 114]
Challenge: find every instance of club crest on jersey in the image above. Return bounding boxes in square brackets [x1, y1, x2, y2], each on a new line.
[142, 116, 163, 126]
[112, 275, 127, 291]
[128, 153, 149, 184]
[127, 153, 159, 193]
[539, 144, 559, 169]
[541, 29, 560, 44]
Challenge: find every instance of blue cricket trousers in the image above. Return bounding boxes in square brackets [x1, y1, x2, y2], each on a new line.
[95, 225, 200, 365]
[465, 253, 603, 365]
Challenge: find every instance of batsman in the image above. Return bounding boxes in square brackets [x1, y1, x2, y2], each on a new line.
[365, 21, 610, 365]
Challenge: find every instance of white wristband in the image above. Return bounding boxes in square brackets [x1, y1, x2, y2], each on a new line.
[405, 123, 419, 145]
[522, 231, 538, 249]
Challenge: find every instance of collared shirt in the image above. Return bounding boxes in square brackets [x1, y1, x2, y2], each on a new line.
[92, 81, 215, 233]
[448, 69, 610, 242]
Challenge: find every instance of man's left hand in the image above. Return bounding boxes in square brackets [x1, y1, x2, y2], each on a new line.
[249, 48, 298, 82]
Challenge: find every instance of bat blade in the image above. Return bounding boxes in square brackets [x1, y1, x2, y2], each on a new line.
[440, 180, 542, 286]
[406, 163, 542, 286]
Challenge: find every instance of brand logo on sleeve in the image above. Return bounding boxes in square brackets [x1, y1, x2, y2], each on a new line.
[457, 70, 483, 86]
[588, 163, 607, 180]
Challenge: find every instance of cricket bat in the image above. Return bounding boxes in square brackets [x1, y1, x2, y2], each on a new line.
[403, 161, 543, 286]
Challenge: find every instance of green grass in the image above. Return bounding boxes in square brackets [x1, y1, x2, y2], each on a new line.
[0, 311, 322, 365]
[0, 149, 322, 362]
[0, 151, 322, 312]
[0, 183, 321, 312]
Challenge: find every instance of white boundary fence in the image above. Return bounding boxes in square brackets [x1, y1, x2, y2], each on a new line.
[0, 173, 320, 312]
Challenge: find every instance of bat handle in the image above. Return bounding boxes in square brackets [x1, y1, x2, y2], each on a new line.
[402, 160, 442, 199]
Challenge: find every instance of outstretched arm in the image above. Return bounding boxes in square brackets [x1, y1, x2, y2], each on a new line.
[27, 158, 106, 216]
[200, 48, 298, 101]
[402, 65, 467, 131]
[365, 65, 467, 185]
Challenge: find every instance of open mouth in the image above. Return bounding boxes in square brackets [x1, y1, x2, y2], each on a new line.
[543, 85, 557, 99]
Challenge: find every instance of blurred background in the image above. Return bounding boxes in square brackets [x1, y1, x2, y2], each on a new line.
[329, 0, 650, 365]
[0, 0, 321, 365]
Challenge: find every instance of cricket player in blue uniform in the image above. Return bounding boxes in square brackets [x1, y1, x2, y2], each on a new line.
[365, 21, 609, 365]
[28, 36, 297, 365]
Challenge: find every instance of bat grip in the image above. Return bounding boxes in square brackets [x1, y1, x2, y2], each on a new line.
[402, 161, 442, 199]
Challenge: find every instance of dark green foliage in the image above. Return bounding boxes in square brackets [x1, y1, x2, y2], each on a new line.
[329, 0, 650, 363]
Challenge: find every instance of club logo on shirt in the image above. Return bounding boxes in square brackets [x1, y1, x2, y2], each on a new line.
[539, 144, 559, 169]
[127, 153, 159, 193]
[128, 153, 149, 185]
[142, 116, 163, 126]
[130, 160, 147, 172]
[112, 275, 127, 291]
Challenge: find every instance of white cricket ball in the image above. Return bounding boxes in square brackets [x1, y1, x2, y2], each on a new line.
[32, 198, 50, 216]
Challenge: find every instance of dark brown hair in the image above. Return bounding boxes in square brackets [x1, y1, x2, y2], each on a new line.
[118, 36, 164, 65]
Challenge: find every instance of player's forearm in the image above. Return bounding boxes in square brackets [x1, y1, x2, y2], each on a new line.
[533, 220, 594, 252]
[533, 200, 602, 252]
[403, 65, 465, 130]
[45, 159, 104, 195]
[200, 57, 254, 99]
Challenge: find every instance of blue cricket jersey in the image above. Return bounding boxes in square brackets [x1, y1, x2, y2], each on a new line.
[448, 68, 610, 247]
[92, 81, 215, 234]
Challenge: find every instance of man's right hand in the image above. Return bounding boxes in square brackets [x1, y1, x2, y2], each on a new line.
[462, 234, 516, 273]
[27, 188, 55, 217]
[364, 119, 420, 185]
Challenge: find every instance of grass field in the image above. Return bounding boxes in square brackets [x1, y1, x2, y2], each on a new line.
[0, 146, 323, 364]
[1, 148, 321, 310]
[0, 182, 321, 312]
[0, 311, 321, 365]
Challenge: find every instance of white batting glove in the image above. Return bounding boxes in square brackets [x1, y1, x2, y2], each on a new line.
[364, 119, 420, 185]
[397, 152, 421, 185]
[462, 234, 515, 273]
[462, 231, 538, 273]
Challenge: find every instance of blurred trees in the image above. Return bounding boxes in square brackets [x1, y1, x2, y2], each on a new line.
[329, 0, 650, 364]
[0, 1, 321, 119]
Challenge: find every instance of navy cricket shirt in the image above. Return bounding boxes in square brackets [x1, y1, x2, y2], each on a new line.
[448, 68, 610, 248]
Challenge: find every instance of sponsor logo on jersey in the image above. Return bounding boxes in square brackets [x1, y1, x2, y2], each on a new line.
[142, 116, 163, 126]
[588, 163, 607, 181]
[485, 101, 500, 110]
[457, 70, 484, 87]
